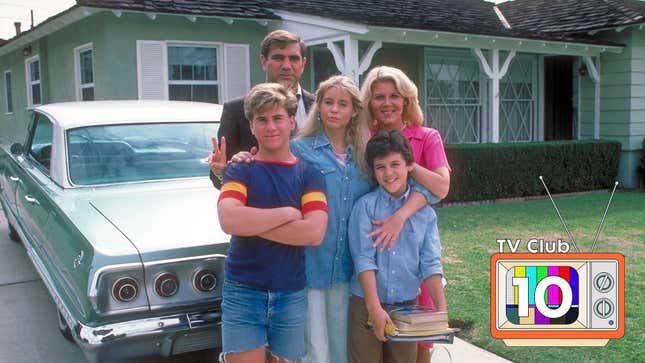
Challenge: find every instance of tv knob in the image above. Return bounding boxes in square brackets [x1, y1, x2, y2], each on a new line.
[593, 298, 614, 319]
[593, 272, 614, 293]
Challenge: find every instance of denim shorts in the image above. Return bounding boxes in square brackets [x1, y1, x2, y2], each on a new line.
[221, 279, 307, 360]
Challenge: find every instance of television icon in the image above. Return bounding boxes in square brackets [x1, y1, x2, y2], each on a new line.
[490, 253, 625, 346]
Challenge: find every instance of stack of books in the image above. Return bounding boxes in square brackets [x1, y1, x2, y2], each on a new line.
[390, 306, 449, 334]
[367, 305, 458, 343]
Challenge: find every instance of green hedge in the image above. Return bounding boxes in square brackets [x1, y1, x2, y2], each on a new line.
[443, 140, 621, 203]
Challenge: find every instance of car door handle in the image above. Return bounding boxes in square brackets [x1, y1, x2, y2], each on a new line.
[9, 176, 20, 182]
[24, 195, 40, 205]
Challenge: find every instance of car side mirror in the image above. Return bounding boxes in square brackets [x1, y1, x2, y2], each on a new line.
[10, 143, 24, 155]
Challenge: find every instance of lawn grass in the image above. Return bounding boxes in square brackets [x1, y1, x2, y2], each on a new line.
[436, 191, 644, 363]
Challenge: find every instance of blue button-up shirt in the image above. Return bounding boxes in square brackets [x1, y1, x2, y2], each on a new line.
[348, 185, 443, 305]
[291, 134, 372, 288]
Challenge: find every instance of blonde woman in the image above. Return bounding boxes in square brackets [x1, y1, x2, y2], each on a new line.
[360, 66, 451, 363]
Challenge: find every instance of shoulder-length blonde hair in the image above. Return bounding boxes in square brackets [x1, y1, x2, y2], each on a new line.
[360, 66, 424, 130]
[298, 75, 370, 176]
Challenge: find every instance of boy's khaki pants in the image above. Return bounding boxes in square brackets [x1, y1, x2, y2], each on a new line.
[347, 295, 417, 363]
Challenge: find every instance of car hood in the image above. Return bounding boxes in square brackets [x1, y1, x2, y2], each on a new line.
[89, 181, 229, 262]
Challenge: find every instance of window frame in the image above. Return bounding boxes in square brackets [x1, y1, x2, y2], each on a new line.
[4, 70, 12, 114]
[74, 42, 95, 101]
[166, 41, 221, 103]
[25, 55, 42, 108]
[25, 111, 54, 175]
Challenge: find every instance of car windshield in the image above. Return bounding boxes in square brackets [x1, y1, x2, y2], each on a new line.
[67, 122, 218, 185]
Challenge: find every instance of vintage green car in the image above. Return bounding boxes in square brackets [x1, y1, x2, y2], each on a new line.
[0, 100, 228, 363]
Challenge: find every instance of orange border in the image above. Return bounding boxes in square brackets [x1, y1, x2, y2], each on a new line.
[490, 253, 625, 339]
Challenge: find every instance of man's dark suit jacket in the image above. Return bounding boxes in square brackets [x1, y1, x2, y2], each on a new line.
[210, 89, 315, 187]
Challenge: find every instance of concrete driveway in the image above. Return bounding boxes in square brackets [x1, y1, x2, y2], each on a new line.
[0, 210, 218, 363]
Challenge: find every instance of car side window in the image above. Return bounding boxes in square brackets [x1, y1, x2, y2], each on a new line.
[28, 113, 53, 172]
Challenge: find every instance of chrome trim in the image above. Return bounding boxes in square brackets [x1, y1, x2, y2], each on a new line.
[193, 269, 217, 293]
[143, 253, 227, 267]
[154, 273, 179, 297]
[88, 254, 226, 302]
[112, 277, 139, 302]
[74, 309, 222, 350]
[88, 262, 143, 302]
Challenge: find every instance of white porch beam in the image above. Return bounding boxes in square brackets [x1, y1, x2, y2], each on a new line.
[326, 41, 346, 74]
[583, 56, 600, 83]
[472, 48, 493, 78]
[583, 56, 601, 139]
[473, 48, 516, 143]
[358, 41, 382, 75]
[499, 50, 516, 78]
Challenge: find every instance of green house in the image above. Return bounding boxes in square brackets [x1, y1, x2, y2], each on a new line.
[1, 0, 643, 188]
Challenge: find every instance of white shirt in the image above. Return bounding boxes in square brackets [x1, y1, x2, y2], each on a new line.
[295, 85, 308, 128]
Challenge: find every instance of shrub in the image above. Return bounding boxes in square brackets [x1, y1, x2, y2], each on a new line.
[444, 140, 621, 202]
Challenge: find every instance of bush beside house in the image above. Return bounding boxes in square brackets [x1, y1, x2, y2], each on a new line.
[445, 140, 621, 202]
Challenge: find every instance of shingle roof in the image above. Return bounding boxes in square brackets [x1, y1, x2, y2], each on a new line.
[78, 0, 621, 44]
[498, 0, 645, 35]
[264, 0, 510, 37]
[76, 0, 279, 20]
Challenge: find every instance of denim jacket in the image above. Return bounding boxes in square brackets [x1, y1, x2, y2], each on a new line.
[291, 134, 372, 288]
[291, 134, 439, 289]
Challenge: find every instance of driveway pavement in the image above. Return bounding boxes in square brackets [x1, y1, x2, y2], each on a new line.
[0, 209, 512, 363]
[0, 210, 218, 363]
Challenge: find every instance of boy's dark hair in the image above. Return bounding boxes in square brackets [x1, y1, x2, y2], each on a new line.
[365, 130, 415, 171]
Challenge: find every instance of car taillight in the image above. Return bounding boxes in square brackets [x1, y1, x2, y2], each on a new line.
[194, 269, 217, 292]
[112, 277, 139, 302]
[154, 273, 179, 297]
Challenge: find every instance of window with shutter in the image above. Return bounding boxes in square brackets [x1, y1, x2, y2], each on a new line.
[222, 43, 250, 102]
[137, 40, 168, 100]
[136, 40, 250, 103]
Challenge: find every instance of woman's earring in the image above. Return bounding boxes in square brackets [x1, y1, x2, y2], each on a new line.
[317, 113, 322, 123]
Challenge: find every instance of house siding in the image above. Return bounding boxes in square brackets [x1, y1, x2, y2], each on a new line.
[0, 49, 30, 146]
[0, 10, 268, 147]
[578, 28, 642, 187]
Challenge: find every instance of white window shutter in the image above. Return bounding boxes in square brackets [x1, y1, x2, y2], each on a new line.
[136, 40, 168, 100]
[222, 43, 250, 102]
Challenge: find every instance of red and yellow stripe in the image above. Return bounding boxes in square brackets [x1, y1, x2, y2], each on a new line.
[218, 181, 248, 204]
[301, 190, 328, 214]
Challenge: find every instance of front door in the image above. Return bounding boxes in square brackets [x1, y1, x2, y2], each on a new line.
[544, 56, 574, 140]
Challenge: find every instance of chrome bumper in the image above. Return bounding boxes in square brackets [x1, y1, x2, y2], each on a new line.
[75, 308, 222, 363]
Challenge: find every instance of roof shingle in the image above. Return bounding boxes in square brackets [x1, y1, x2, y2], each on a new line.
[498, 0, 645, 34]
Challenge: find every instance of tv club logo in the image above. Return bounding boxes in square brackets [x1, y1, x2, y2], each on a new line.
[490, 177, 625, 346]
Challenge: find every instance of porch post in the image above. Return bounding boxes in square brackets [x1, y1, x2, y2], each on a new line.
[473, 48, 516, 143]
[583, 56, 601, 139]
[325, 37, 381, 85]
[344, 38, 360, 84]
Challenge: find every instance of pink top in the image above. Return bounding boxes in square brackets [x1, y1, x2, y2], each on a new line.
[401, 125, 451, 172]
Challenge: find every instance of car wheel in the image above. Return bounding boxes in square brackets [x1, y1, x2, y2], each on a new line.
[57, 310, 74, 342]
[8, 223, 20, 242]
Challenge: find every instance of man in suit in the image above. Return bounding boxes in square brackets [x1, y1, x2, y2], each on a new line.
[209, 30, 314, 186]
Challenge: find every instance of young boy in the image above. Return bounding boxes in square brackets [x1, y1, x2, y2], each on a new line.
[347, 130, 447, 363]
[217, 83, 328, 363]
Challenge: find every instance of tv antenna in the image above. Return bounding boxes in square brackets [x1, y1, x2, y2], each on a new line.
[539, 176, 618, 253]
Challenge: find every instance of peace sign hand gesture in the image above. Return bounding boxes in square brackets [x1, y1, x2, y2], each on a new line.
[207, 136, 227, 174]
